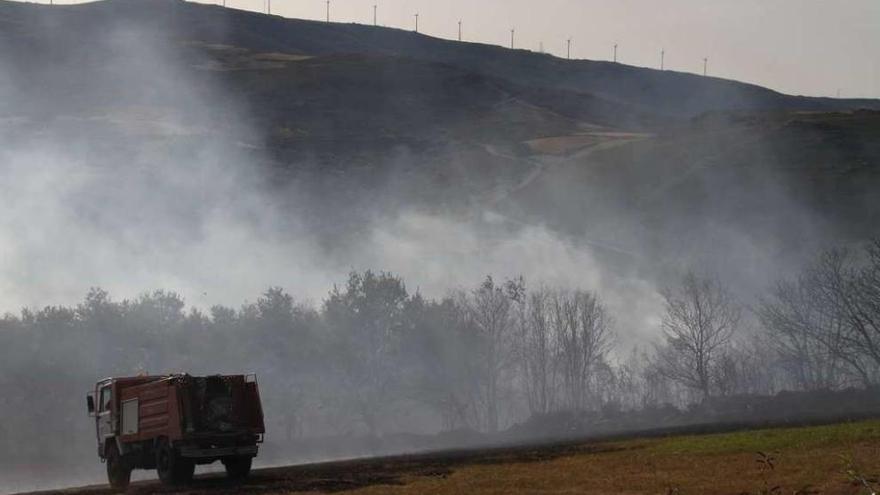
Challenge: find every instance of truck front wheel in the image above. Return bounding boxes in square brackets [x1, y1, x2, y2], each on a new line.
[223, 456, 252, 480]
[106, 443, 131, 491]
[156, 440, 195, 485]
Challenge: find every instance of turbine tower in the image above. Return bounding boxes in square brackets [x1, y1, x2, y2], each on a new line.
[414, 13, 419, 32]
[373, 4, 377, 26]
[458, 20, 462, 41]
[661, 49, 665, 70]
[703, 57, 708, 76]
[567, 38, 572, 60]
[613, 43, 618, 63]
[326, 0, 330, 22]
[510, 28, 515, 49]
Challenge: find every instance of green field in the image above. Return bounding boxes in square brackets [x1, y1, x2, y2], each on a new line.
[342, 421, 880, 495]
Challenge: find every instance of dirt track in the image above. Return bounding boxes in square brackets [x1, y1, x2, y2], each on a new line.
[22, 442, 621, 495]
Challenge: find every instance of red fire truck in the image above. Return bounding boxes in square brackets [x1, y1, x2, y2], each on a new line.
[86, 374, 265, 490]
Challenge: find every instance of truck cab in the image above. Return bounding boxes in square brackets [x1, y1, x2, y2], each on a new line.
[86, 374, 265, 490]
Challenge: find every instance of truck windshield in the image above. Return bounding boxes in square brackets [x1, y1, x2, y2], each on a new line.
[99, 386, 112, 412]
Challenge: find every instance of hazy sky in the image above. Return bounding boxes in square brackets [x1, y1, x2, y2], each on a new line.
[14, 0, 880, 97]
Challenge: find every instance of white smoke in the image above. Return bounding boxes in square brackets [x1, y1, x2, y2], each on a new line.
[0, 12, 666, 349]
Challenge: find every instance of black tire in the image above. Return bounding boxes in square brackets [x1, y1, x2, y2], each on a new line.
[223, 456, 252, 480]
[106, 442, 132, 491]
[156, 440, 195, 485]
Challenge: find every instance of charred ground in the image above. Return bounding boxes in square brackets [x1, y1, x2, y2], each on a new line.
[15, 419, 880, 495]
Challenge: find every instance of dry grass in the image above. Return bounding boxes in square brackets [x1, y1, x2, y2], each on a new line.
[343, 421, 880, 495]
[34, 421, 880, 495]
[525, 132, 650, 155]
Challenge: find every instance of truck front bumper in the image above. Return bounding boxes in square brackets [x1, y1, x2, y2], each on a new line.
[179, 444, 259, 459]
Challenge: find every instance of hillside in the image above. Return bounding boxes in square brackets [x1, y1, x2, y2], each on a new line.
[0, 0, 878, 281]
[507, 110, 880, 280]
[2, 0, 877, 119]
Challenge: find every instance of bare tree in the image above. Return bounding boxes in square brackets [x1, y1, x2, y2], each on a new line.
[712, 334, 779, 397]
[516, 287, 558, 415]
[846, 241, 880, 373]
[552, 289, 613, 410]
[759, 272, 848, 390]
[656, 272, 741, 401]
[457, 276, 524, 433]
[809, 247, 880, 385]
[515, 287, 615, 415]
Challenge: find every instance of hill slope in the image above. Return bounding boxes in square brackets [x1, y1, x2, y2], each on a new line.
[0, 0, 878, 286]
[1, 0, 877, 120]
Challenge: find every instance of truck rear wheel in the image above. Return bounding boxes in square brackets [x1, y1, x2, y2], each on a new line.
[106, 443, 131, 491]
[156, 440, 195, 485]
[223, 456, 252, 480]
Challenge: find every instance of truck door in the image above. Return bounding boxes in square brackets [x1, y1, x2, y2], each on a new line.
[97, 383, 115, 454]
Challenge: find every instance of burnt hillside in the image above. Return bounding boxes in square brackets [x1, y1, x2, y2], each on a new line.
[2, 0, 878, 119]
[0, 0, 878, 286]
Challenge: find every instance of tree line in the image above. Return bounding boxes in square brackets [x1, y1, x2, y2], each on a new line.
[1, 241, 879, 465]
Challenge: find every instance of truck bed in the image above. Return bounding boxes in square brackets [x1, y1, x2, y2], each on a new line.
[115, 374, 264, 444]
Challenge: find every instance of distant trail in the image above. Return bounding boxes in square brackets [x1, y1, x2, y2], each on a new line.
[473, 133, 651, 260]
[482, 132, 652, 208]
[480, 144, 544, 205]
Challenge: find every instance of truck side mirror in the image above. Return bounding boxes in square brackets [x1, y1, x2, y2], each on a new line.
[87, 393, 96, 416]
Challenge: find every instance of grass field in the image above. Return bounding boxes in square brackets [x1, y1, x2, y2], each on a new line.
[27, 420, 880, 495]
[346, 421, 880, 495]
